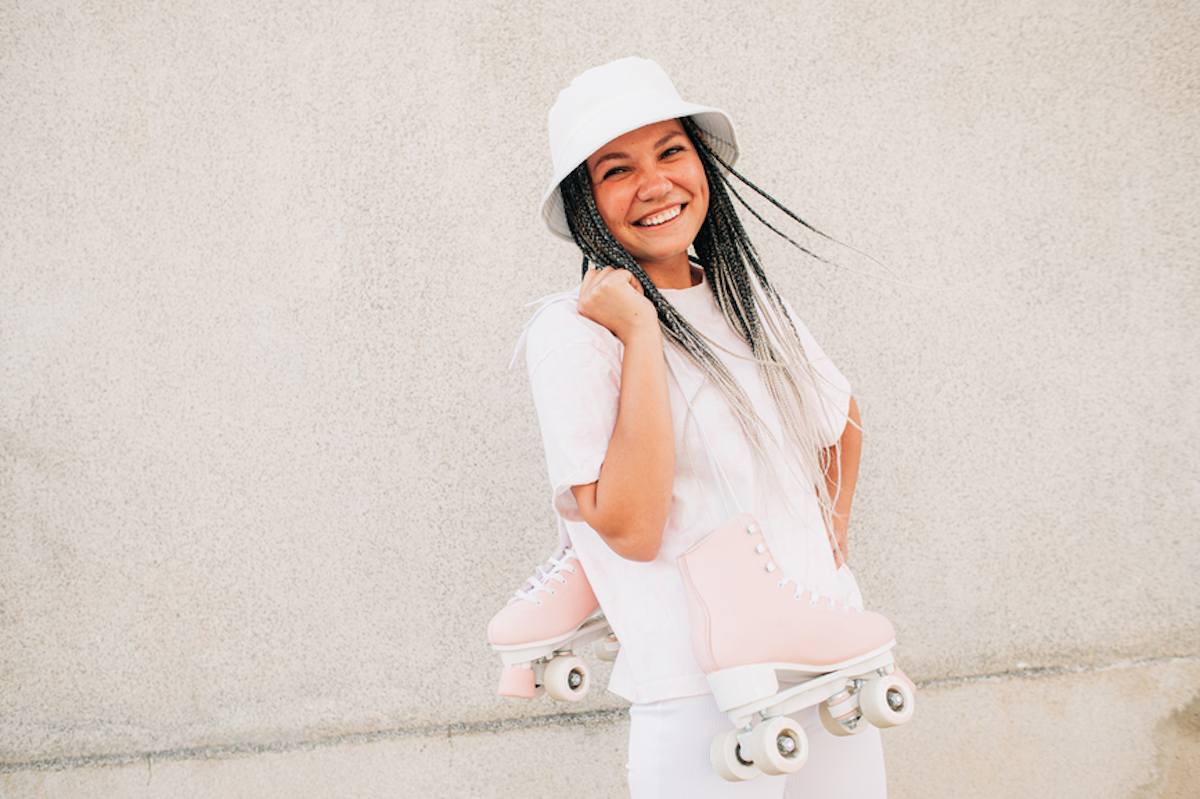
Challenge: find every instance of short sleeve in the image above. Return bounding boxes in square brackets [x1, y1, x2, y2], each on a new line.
[522, 303, 623, 523]
[781, 297, 854, 448]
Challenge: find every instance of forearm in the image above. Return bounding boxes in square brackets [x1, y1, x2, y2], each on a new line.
[585, 326, 674, 560]
[823, 396, 862, 560]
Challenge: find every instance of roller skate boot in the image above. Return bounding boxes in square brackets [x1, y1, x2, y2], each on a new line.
[487, 546, 619, 702]
[677, 513, 917, 781]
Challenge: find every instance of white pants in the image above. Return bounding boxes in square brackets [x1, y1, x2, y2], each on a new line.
[625, 691, 887, 798]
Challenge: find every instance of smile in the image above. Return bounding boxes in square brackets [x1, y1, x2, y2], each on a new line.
[634, 203, 686, 228]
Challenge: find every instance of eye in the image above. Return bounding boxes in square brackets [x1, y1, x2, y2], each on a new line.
[600, 147, 684, 180]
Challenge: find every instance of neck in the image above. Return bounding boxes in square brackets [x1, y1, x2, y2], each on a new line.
[639, 252, 701, 290]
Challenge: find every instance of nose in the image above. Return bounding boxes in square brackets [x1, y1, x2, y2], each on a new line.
[635, 166, 672, 202]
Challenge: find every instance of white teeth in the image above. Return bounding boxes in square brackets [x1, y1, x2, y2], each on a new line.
[636, 205, 682, 226]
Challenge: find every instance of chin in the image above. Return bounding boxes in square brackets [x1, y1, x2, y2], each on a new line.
[634, 247, 686, 263]
[627, 234, 694, 259]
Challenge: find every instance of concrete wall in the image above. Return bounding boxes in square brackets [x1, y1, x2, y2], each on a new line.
[2, 1, 1196, 796]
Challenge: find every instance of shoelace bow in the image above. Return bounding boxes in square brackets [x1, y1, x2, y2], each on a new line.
[512, 548, 578, 605]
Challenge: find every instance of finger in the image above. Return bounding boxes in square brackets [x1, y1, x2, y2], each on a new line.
[606, 268, 643, 296]
[582, 264, 607, 288]
[594, 265, 619, 287]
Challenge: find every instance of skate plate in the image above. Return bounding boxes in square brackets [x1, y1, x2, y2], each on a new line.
[490, 612, 612, 667]
[711, 643, 897, 727]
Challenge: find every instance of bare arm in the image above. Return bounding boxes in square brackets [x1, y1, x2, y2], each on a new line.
[565, 265, 673, 562]
[570, 324, 674, 562]
[822, 395, 862, 567]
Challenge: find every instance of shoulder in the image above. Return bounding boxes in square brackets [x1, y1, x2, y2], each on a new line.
[776, 293, 812, 333]
[509, 286, 622, 373]
[775, 292, 828, 356]
[777, 292, 803, 324]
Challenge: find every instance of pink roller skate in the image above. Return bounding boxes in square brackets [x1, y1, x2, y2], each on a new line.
[487, 546, 619, 702]
[678, 512, 916, 781]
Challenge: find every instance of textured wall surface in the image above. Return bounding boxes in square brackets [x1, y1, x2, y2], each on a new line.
[1, 1, 1197, 796]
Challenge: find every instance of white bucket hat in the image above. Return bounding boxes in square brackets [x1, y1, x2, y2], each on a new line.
[539, 55, 740, 242]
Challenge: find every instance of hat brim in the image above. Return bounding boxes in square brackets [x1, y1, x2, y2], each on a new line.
[539, 104, 739, 243]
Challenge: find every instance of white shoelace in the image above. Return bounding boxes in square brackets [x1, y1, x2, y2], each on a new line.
[512, 548, 579, 605]
[775, 573, 861, 613]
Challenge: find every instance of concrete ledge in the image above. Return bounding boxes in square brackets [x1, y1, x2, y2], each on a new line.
[3, 657, 1196, 798]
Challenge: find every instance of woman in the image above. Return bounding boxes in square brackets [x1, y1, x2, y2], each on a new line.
[510, 56, 903, 797]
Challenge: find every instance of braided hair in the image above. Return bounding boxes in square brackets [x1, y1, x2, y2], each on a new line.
[557, 115, 860, 565]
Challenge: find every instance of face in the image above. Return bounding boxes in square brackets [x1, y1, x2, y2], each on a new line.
[584, 118, 709, 270]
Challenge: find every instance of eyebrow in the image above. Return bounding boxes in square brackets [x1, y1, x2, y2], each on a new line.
[590, 131, 685, 174]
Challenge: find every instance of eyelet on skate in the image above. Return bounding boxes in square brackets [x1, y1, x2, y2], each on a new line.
[746, 523, 759, 535]
[765, 562, 776, 573]
[755, 543, 765, 554]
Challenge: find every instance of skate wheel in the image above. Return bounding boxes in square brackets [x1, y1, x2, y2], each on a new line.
[746, 716, 808, 776]
[818, 698, 867, 737]
[593, 632, 620, 662]
[709, 729, 759, 782]
[860, 673, 915, 728]
[543, 654, 590, 702]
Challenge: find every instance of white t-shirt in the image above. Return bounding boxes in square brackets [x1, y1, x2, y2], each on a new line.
[510, 267, 859, 704]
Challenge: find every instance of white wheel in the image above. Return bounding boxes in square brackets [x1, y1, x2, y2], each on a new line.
[709, 729, 759, 782]
[819, 697, 867, 737]
[859, 674, 915, 728]
[745, 716, 808, 776]
[543, 654, 590, 702]
[593, 633, 620, 662]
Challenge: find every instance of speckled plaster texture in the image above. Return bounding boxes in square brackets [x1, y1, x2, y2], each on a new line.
[1, 0, 1197, 796]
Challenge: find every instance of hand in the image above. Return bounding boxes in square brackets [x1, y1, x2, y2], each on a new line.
[577, 265, 658, 344]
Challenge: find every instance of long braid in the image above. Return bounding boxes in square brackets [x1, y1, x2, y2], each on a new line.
[687, 116, 860, 558]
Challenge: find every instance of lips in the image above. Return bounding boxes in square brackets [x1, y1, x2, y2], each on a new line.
[634, 203, 687, 228]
